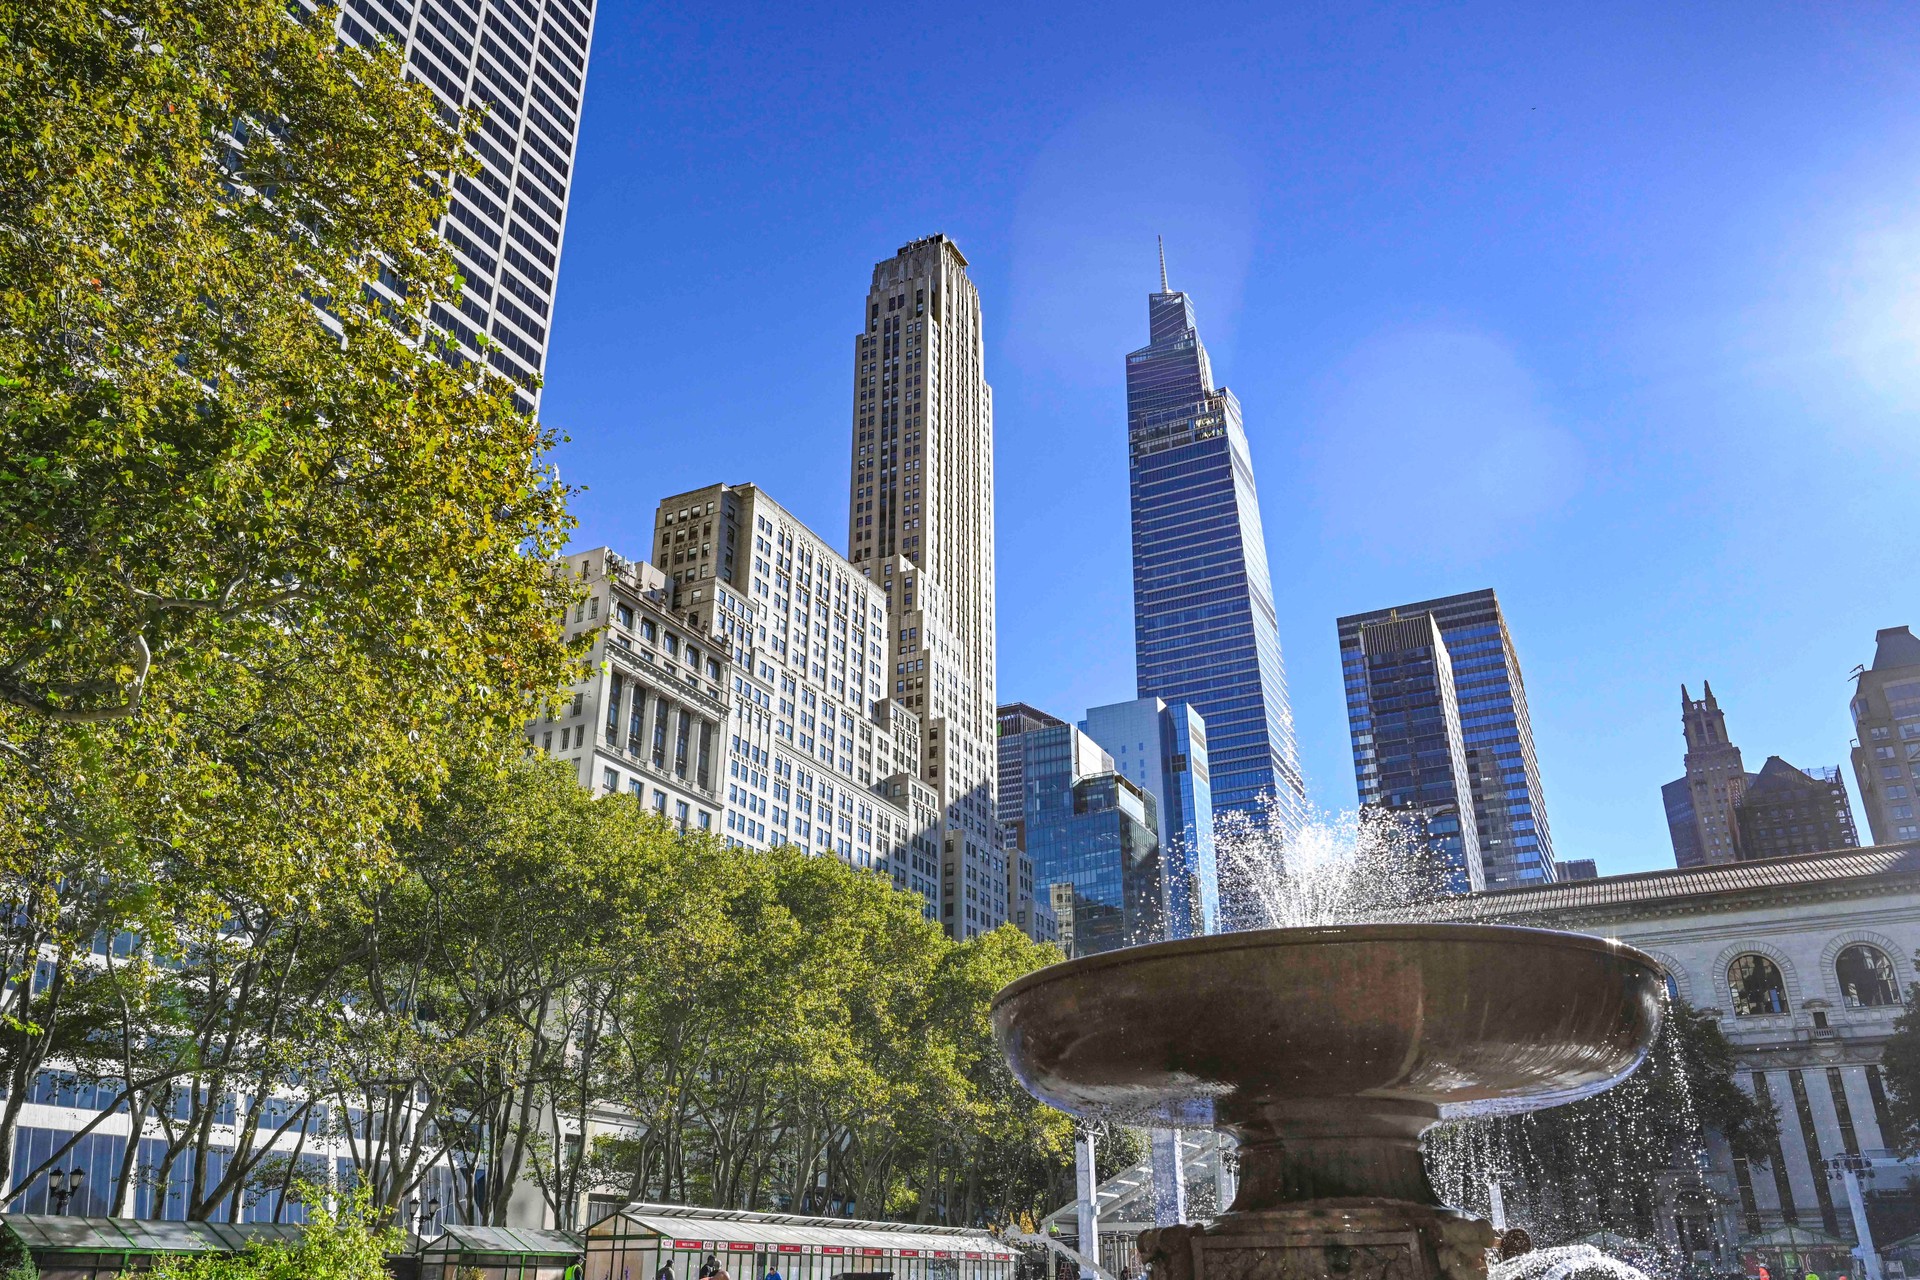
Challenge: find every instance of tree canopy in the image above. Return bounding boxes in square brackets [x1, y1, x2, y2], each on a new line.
[1878, 990, 1920, 1154]
[0, 0, 579, 1201]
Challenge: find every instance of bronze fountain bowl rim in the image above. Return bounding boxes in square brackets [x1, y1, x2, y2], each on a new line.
[990, 920, 1665, 1012]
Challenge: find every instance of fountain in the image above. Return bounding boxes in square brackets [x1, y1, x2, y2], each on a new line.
[991, 921, 1664, 1280]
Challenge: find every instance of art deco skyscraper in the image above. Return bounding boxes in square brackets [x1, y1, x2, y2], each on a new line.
[1127, 254, 1307, 860]
[847, 235, 1002, 939]
[334, 0, 595, 411]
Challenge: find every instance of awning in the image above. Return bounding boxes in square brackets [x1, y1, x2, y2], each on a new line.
[2, 1215, 307, 1255]
[419, 1225, 584, 1257]
[588, 1204, 1016, 1260]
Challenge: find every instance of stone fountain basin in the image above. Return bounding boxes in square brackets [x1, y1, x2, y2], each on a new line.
[992, 922, 1664, 1129]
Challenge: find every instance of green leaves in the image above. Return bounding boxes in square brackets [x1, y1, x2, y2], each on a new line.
[1878, 991, 1920, 1155]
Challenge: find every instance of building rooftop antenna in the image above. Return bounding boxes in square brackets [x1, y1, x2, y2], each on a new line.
[1158, 235, 1170, 293]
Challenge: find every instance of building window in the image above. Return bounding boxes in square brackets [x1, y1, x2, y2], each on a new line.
[602, 768, 618, 794]
[1836, 944, 1900, 1008]
[1729, 954, 1790, 1016]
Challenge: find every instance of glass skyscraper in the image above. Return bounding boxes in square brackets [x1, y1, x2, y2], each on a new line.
[1126, 265, 1307, 889]
[1012, 720, 1165, 958]
[1337, 589, 1557, 888]
[1343, 613, 1483, 892]
[1081, 697, 1219, 937]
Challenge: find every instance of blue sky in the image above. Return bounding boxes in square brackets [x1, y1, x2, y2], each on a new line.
[542, 1, 1920, 875]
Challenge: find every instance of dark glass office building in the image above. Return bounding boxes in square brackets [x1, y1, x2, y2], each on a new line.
[1014, 721, 1165, 958]
[1345, 613, 1484, 892]
[1337, 589, 1557, 888]
[1127, 274, 1306, 859]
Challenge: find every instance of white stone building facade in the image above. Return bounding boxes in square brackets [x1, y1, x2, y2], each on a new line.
[1472, 844, 1920, 1262]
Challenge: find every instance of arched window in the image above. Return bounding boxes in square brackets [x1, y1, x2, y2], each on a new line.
[1729, 955, 1790, 1016]
[1836, 944, 1901, 1009]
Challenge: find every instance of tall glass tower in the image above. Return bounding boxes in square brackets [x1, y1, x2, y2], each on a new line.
[1336, 589, 1557, 888]
[1127, 251, 1307, 892]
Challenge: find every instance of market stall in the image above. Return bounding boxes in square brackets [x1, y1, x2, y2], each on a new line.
[585, 1203, 1018, 1280]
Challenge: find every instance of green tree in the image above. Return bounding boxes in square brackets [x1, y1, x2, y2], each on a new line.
[0, 0, 580, 1197]
[133, 1187, 399, 1280]
[305, 745, 673, 1224]
[1878, 990, 1920, 1154]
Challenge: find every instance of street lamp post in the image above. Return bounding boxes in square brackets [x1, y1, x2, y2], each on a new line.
[1075, 1125, 1099, 1280]
[47, 1167, 86, 1216]
[1824, 1153, 1882, 1280]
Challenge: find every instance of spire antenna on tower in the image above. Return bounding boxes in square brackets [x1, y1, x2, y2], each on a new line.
[1158, 235, 1169, 293]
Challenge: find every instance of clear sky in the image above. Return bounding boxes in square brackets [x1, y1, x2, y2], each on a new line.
[541, 1, 1920, 875]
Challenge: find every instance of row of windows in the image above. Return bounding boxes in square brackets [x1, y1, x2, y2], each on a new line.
[1727, 944, 1901, 1016]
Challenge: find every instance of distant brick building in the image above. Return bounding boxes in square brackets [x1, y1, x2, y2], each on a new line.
[1736, 756, 1860, 861]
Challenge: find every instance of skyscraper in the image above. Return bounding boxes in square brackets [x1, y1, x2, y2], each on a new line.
[1341, 612, 1484, 892]
[335, 0, 595, 412]
[1663, 683, 1750, 868]
[1004, 717, 1164, 958]
[1126, 251, 1306, 860]
[847, 236, 1001, 937]
[1336, 589, 1557, 888]
[1081, 697, 1219, 937]
[1850, 625, 1920, 845]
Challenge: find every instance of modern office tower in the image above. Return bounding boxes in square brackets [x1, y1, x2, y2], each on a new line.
[1127, 262, 1307, 859]
[1013, 719, 1164, 959]
[1554, 858, 1598, 881]
[530, 547, 728, 831]
[845, 236, 1002, 937]
[997, 702, 1066, 832]
[996, 703, 1066, 946]
[1081, 697, 1219, 937]
[1735, 758, 1860, 860]
[1851, 625, 1920, 844]
[650, 484, 945, 915]
[1662, 683, 1751, 868]
[1339, 612, 1484, 892]
[334, 0, 595, 411]
[1336, 589, 1557, 888]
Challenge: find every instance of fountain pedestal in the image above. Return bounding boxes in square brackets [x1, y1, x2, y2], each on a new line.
[1141, 1202, 1495, 1280]
[991, 925, 1663, 1280]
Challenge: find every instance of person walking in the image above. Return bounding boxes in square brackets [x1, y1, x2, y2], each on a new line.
[700, 1256, 721, 1279]
[656, 1261, 676, 1280]
[765, 1263, 784, 1280]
